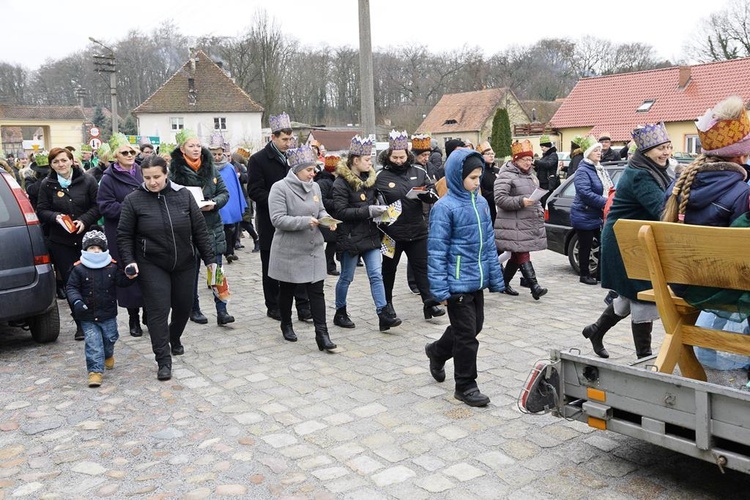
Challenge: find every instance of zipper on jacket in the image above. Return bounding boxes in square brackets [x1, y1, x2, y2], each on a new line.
[160, 192, 179, 271]
[471, 191, 484, 288]
[455, 255, 461, 280]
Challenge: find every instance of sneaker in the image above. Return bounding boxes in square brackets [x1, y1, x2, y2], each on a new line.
[104, 357, 115, 370]
[88, 372, 103, 387]
[454, 387, 490, 407]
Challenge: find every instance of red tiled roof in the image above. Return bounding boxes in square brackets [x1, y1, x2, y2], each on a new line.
[308, 129, 362, 152]
[133, 50, 263, 114]
[550, 58, 750, 141]
[416, 88, 515, 134]
[0, 105, 110, 121]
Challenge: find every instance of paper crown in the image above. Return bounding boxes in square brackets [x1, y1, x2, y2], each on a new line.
[324, 154, 341, 168]
[138, 137, 152, 146]
[476, 141, 493, 154]
[286, 145, 317, 168]
[411, 134, 431, 151]
[349, 135, 374, 156]
[97, 143, 111, 157]
[539, 134, 551, 145]
[34, 152, 49, 167]
[269, 112, 292, 132]
[235, 147, 250, 159]
[175, 129, 198, 147]
[696, 97, 750, 155]
[579, 135, 599, 154]
[208, 132, 226, 150]
[388, 130, 409, 150]
[289, 135, 299, 149]
[511, 140, 534, 160]
[159, 143, 176, 155]
[631, 122, 670, 152]
[109, 132, 130, 151]
[81, 144, 93, 152]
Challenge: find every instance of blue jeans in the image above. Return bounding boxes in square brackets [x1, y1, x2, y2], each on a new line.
[82, 318, 119, 373]
[335, 248, 386, 313]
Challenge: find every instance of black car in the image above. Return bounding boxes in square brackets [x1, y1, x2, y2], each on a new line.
[544, 162, 626, 275]
[0, 170, 60, 342]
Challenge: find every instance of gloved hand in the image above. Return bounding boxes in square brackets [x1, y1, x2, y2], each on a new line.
[368, 205, 388, 218]
[416, 190, 439, 204]
[73, 300, 88, 317]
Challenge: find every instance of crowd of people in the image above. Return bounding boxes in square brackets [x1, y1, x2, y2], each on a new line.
[7, 95, 750, 403]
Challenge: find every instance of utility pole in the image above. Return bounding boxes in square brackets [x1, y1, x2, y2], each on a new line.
[89, 37, 118, 134]
[358, 0, 376, 142]
[75, 86, 87, 109]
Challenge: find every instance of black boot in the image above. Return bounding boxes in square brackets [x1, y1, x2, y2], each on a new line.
[378, 309, 402, 331]
[217, 310, 235, 325]
[632, 322, 653, 358]
[128, 308, 143, 337]
[314, 324, 337, 351]
[190, 309, 208, 324]
[519, 262, 547, 300]
[582, 304, 624, 358]
[252, 240, 260, 253]
[142, 309, 148, 329]
[423, 304, 446, 319]
[333, 307, 355, 328]
[281, 323, 297, 342]
[501, 262, 519, 296]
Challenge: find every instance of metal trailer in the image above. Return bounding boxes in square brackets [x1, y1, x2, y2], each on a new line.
[524, 350, 750, 475]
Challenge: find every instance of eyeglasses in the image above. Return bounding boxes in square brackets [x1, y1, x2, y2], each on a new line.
[120, 150, 137, 156]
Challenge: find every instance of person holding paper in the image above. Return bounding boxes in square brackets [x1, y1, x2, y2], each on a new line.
[375, 130, 445, 321]
[331, 136, 402, 332]
[169, 130, 233, 326]
[268, 145, 338, 352]
[118, 155, 216, 381]
[493, 140, 548, 300]
[36, 147, 100, 341]
[570, 136, 613, 286]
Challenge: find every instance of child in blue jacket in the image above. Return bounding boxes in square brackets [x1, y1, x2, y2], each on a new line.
[425, 148, 504, 407]
[66, 227, 134, 387]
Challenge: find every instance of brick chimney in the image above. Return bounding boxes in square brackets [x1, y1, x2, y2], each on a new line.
[678, 66, 691, 89]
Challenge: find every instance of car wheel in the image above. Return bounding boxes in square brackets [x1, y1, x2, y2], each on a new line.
[567, 233, 600, 277]
[28, 301, 60, 343]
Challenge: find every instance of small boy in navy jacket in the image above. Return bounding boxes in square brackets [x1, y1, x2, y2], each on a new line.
[66, 227, 133, 387]
[425, 149, 504, 407]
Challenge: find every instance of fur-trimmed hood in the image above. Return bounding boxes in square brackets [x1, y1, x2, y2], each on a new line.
[335, 160, 377, 191]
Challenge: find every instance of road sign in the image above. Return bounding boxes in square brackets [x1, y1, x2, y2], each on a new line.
[89, 138, 102, 150]
[89, 127, 100, 138]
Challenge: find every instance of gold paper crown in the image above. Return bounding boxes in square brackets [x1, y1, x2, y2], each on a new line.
[411, 134, 431, 151]
[235, 147, 250, 159]
[324, 155, 340, 168]
[698, 113, 750, 152]
[511, 140, 534, 159]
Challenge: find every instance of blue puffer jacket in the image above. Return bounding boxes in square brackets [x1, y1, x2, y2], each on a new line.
[428, 149, 504, 302]
[570, 159, 608, 230]
[663, 160, 750, 227]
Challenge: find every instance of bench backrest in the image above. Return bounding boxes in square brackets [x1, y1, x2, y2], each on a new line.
[613, 219, 750, 291]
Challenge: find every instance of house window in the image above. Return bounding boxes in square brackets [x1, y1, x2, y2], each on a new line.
[170, 117, 184, 131]
[685, 135, 701, 154]
[636, 100, 655, 112]
[443, 119, 458, 125]
[214, 117, 227, 130]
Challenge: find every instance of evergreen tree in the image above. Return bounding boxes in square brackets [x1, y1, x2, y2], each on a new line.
[491, 108, 512, 159]
[92, 106, 106, 130]
[121, 114, 137, 135]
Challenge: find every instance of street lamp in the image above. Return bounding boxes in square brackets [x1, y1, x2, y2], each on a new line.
[89, 37, 118, 134]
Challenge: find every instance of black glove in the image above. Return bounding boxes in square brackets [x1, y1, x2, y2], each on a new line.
[416, 190, 439, 204]
[73, 300, 88, 317]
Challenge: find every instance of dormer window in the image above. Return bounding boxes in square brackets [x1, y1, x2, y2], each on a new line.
[444, 119, 457, 125]
[637, 100, 655, 112]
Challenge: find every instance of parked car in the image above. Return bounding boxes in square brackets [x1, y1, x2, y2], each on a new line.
[544, 162, 626, 275]
[0, 170, 60, 342]
[556, 151, 571, 173]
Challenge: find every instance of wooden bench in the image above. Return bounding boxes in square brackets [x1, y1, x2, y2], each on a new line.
[613, 219, 750, 381]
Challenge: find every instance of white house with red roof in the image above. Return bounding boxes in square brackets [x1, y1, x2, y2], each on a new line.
[549, 58, 750, 154]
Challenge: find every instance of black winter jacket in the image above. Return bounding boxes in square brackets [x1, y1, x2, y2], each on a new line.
[374, 161, 434, 242]
[36, 167, 100, 248]
[117, 181, 215, 272]
[66, 260, 132, 321]
[247, 141, 290, 251]
[332, 163, 381, 253]
[315, 169, 337, 243]
[533, 147, 558, 189]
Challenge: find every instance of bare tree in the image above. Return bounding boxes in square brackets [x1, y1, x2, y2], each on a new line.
[687, 0, 750, 61]
[0, 63, 28, 104]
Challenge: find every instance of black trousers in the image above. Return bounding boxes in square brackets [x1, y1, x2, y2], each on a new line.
[432, 290, 485, 392]
[577, 228, 598, 278]
[138, 260, 194, 368]
[224, 224, 238, 256]
[260, 248, 310, 312]
[325, 242, 337, 272]
[278, 280, 326, 326]
[381, 238, 433, 304]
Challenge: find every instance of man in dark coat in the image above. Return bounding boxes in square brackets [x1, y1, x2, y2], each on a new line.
[247, 113, 311, 321]
[532, 134, 558, 207]
[598, 132, 620, 163]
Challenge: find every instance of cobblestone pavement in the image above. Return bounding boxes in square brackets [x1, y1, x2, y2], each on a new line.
[1, 247, 748, 499]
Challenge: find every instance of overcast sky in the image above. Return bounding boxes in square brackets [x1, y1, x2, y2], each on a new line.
[0, 0, 727, 70]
